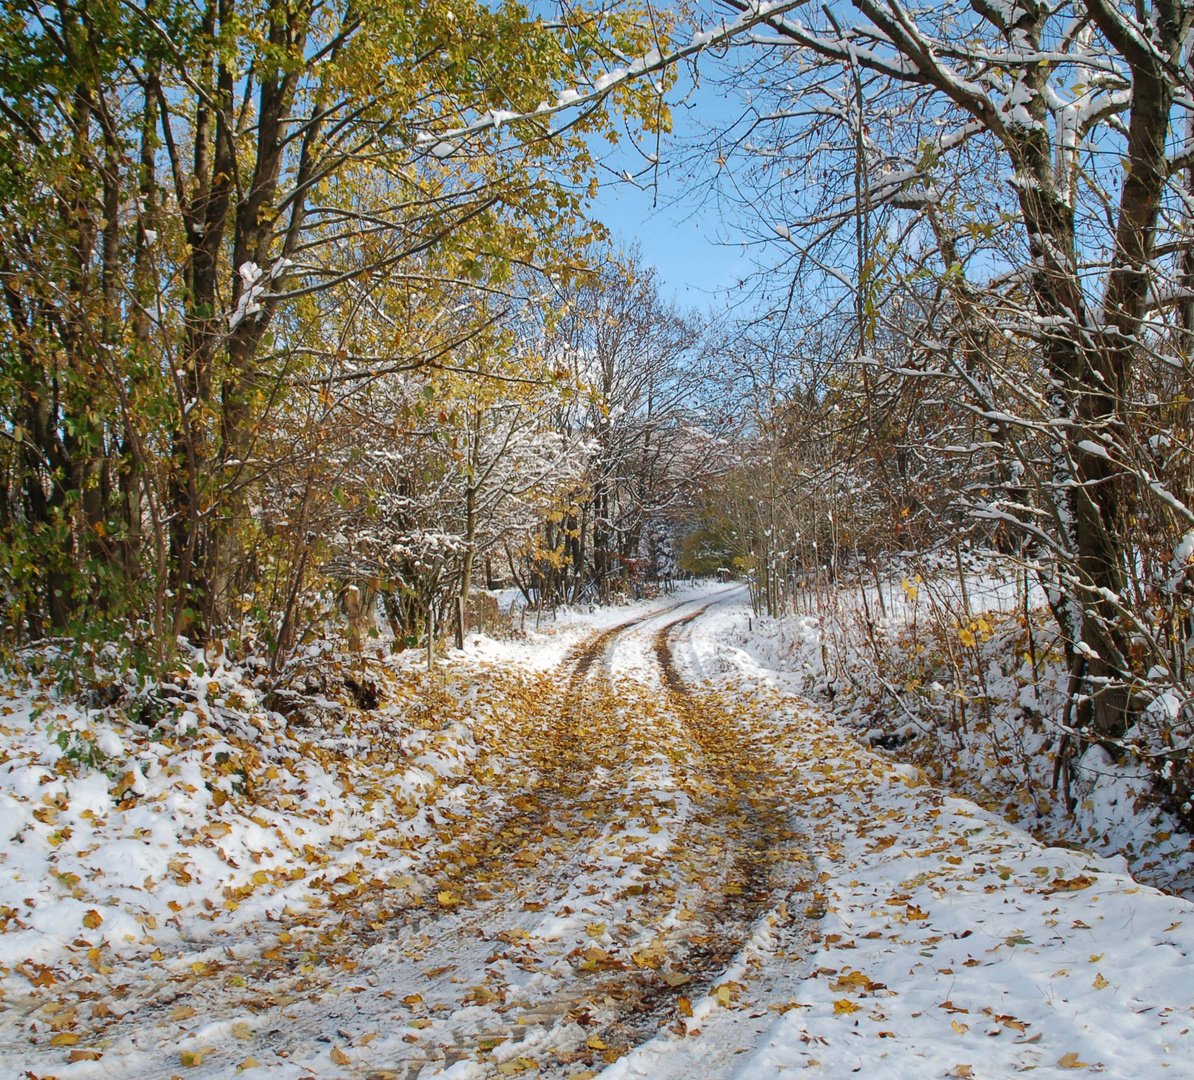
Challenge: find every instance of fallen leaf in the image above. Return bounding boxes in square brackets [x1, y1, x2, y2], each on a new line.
[830, 970, 883, 992]
[437, 891, 460, 907]
[1058, 1052, 1089, 1068]
[232, 1022, 252, 1039]
[240, 1056, 258, 1070]
[49, 1033, 80, 1046]
[587, 1035, 608, 1050]
[949, 1067, 973, 1079]
[677, 996, 693, 1018]
[22, 962, 57, 987]
[70, 1049, 102, 1061]
[82, 909, 103, 929]
[663, 972, 691, 987]
[952, 1020, 969, 1035]
[1092, 973, 1109, 990]
[833, 999, 861, 1015]
[180, 1050, 203, 1067]
[172, 1006, 198, 1021]
[330, 1046, 351, 1065]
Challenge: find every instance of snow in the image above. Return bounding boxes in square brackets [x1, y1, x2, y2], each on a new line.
[605, 595, 1194, 1079]
[1174, 530, 1194, 570]
[0, 580, 1190, 1079]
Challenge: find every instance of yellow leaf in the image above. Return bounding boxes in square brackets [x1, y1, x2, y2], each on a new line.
[251, 871, 269, 886]
[49, 1033, 80, 1046]
[1092, 973, 1109, 990]
[958, 627, 976, 648]
[151, 948, 165, 961]
[587, 1035, 608, 1050]
[437, 891, 460, 907]
[833, 999, 861, 1015]
[677, 996, 693, 1018]
[82, 909, 103, 929]
[191, 961, 207, 975]
[240, 1056, 258, 1070]
[952, 1020, 969, 1035]
[330, 1046, 351, 1065]
[232, 1022, 253, 1039]
[714, 983, 734, 1005]
[403, 993, 423, 1005]
[70, 1049, 102, 1061]
[172, 1006, 197, 1021]
[1058, 1052, 1089, 1068]
[830, 970, 880, 992]
[180, 1050, 203, 1067]
[663, 972, 690, 986]
[949, 1067, 973, 1079]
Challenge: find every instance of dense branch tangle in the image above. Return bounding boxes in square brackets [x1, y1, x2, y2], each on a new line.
[0, 0, 670, 648]
[687, 0, 1194, 740]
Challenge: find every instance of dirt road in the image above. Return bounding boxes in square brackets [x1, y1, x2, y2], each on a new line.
[6, 593, 812, 1080]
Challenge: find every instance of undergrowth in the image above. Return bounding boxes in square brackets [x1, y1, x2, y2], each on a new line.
[749, 561, 1194, 898]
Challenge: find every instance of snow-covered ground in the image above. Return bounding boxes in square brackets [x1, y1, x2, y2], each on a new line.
[0, 583, 1190, 1079]
[611, 596, 1194, 1079]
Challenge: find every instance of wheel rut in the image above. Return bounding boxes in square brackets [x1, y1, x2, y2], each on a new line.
[24, 595, 811, 1080]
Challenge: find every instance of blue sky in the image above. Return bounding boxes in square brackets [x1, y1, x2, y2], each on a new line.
[581, 60, 756, 312]
[587, 171, 751, 308]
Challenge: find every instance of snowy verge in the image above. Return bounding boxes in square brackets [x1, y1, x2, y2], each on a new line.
[605, 598, 1194, 1079]
[721, 566, 1194, 899]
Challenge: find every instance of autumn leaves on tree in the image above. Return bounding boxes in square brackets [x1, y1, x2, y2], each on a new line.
[0, 0, 675, 654]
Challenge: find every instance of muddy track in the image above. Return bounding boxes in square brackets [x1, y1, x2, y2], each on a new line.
[425, 610, 683, 909]
[510, 598, 805, 1062]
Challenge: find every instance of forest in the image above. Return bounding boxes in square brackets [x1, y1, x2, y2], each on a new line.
[4, 0, 1193, 816]
[3, 1, 1194, 1076]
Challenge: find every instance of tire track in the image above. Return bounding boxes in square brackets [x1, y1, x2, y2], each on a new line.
[28, 594, 809, 1080]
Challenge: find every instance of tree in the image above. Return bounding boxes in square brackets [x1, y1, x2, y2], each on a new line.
[537, 246, 706, 602]
[0, 0, 671, 649]
[669, 0, 1194, 740]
